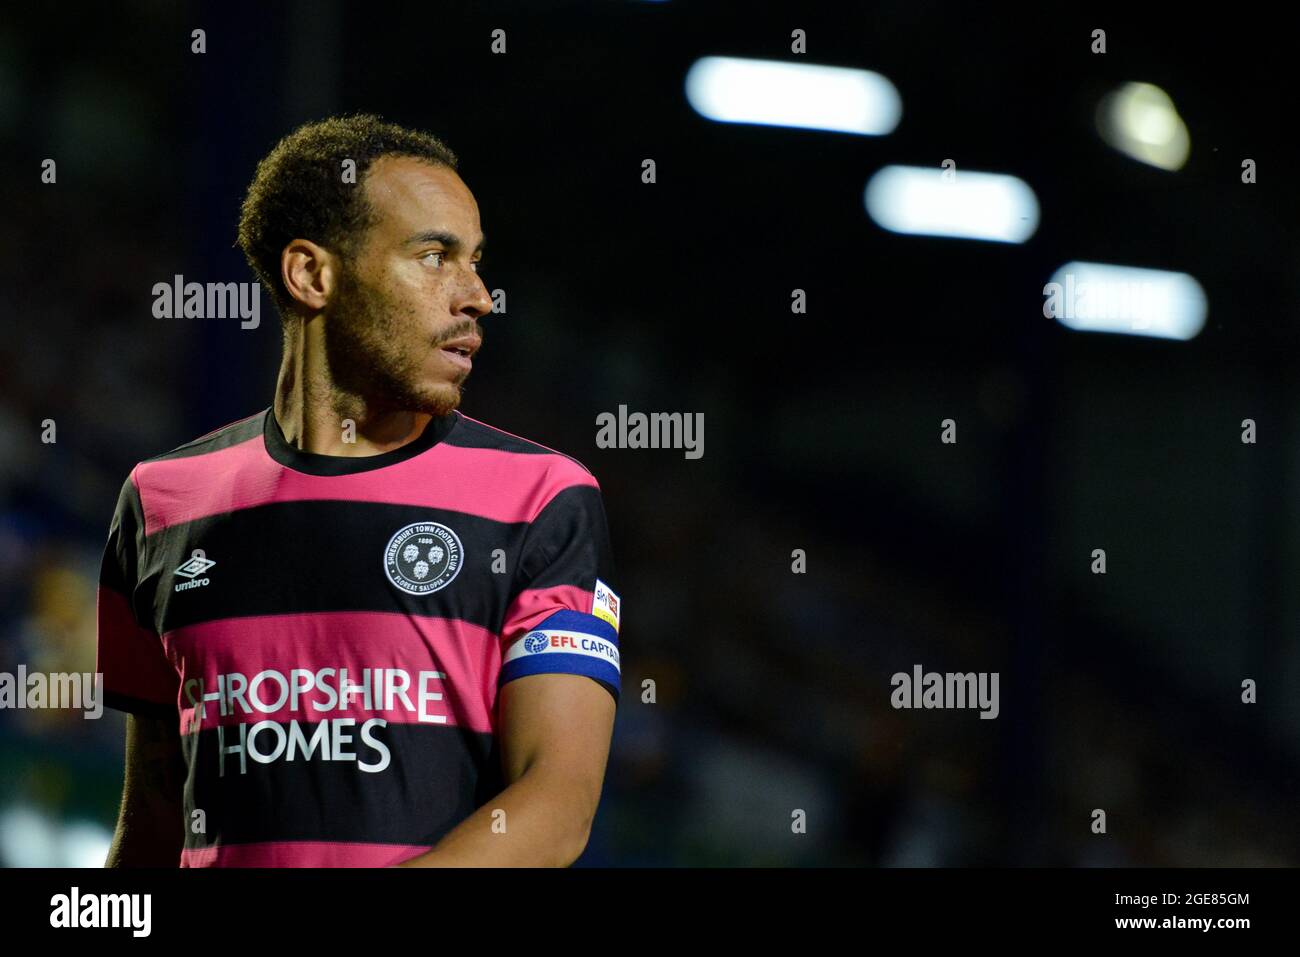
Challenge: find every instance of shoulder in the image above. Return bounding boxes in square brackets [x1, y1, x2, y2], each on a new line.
[127, 410, 269, 529]
[449, 411, 601, 491]
[137, 409, 268, 467]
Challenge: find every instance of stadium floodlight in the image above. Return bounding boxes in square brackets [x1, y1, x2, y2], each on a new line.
[1044, 261, 1207, 340]
[863, 165, 1039, 243]
[1096, 82, 1190, 171]
[685, 56, 901, 135]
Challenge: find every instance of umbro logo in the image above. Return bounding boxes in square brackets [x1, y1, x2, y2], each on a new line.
[174, 550, 215, 592]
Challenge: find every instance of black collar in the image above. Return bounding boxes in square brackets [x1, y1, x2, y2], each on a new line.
[262, 406, 457, 476]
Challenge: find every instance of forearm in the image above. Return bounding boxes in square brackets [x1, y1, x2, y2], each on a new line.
[106, 804, 184, 867]
[105, 770, 186, 867]
[105, 713, 186, 867]
[398, 766, 595, 868]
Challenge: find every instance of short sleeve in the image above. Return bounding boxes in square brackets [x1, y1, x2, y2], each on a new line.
[95, 470, 179, 718]
[499, 481, 623, 703]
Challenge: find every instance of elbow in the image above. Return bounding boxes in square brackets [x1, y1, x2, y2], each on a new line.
[557, 817, 594, 867]
[553, 790, 599, 867]
[525, 763, 605, 866]
[575, 803, 601, 864]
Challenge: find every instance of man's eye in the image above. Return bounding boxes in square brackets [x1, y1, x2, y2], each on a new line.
[471, 260, 482, 273]
[422, 251, 445, 267]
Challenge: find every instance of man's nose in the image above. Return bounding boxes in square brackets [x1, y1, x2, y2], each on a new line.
[458, 271, 494, 319]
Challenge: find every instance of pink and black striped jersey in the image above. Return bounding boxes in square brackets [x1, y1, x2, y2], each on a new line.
[96, 407, 622, 867]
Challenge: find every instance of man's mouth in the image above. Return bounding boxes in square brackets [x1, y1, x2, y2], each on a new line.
[438, 334, 481, 371]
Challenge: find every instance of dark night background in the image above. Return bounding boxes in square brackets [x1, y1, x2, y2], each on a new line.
[1, 1, 1297, 866]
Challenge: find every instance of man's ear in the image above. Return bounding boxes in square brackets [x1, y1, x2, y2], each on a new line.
[281, 238, 338, 312]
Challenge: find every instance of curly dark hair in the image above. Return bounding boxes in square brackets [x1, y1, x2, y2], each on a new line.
[236, 114, 459, 315]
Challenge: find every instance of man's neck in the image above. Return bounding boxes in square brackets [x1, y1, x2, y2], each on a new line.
[272, 318, 432, 458]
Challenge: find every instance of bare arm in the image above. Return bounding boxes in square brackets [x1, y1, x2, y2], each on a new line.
[398, 673, 616, 867]
[105, 713, 187, 867]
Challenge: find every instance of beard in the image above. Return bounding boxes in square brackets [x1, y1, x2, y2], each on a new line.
[324, 261, 470, 418]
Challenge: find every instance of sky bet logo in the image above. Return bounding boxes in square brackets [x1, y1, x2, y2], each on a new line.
[591, 578, 621, 632]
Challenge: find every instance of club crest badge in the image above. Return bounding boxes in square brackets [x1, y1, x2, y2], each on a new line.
[384, 522, 463, 595]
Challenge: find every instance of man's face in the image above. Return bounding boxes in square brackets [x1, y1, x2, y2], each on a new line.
[325, 155, 492, 417]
